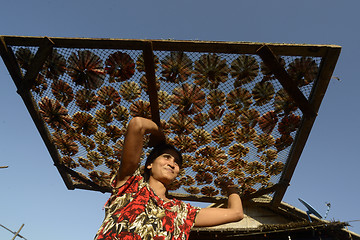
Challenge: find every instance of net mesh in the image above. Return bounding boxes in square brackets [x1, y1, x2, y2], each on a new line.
[11, 43, 322, 198]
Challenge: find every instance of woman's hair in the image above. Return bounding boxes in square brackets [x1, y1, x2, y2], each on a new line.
[143, 143, 183, 182]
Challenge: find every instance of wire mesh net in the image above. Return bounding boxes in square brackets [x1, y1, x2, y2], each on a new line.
[11, 42, 322, 199]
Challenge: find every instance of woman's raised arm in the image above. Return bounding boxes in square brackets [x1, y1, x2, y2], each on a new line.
[194, 188, 244, 227]
[115, 117, 165, 187]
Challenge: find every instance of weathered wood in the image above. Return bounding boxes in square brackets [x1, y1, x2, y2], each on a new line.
[20, 37, 54, 92]
[271, 47, 341, 207]
[1, 35, 341, 56]
[257, 45, 317, 118]
[143, 41, 161, 125]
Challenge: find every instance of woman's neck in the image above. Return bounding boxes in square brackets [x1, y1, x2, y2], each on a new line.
[148, 177, 169, 201]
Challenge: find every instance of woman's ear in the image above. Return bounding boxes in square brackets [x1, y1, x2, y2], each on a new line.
[147, 163, 152, 170]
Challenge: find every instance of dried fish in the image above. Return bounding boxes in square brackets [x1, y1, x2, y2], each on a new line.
[193, 53, 228, 89]
[15, 47, 34, 71]
[226, 88, 253, 112]
[288, 57, 318, 87]
[168, 113, 195, 135]
[98, 144, 114, 158]
[72, 112, 98, 136]
[87, 151, 104, 167]
[258, 111, 278, 134]
[77, 157, 93, 170]
[97, 86, 121, 106]
[260, 149, 278, 164]
[105, 125, 124, 142]
[211, 125, 234, 147]
[193, 112, 209, 127]
[207, 89, 226, 108]
[252, 81, 275, 106]
[266, 161, 285, 176]
[61, 156, 79, 169]
[39, 97, 72, 130]
[89, 170, 111, 187]
[119, 81, 141, 102]
[195, 171, 213, 185]
[105, 51, 135, 82]
[230, 55, 259, 87]
[253, 133, 275, 153]
[200, 186, 219, 197]
[75, 89, 98, 111]
[95, 108, 113, 127]
[274, 89, 298, 115]
[180, 175, 195, 186]
[172, 135, 197, 153]
[42, 49, 66, 80]
[278, 113, 301, 135]
[208, 106, 225, 121]
[228, 143, 249, 158]
[244, 161, 264, 175]
[161, 52, 192, 83]
[67, 50, 105, 90]
[78, 135, 96, 151]
[94, 131, 111, 145]
[222, 112, 239, 130]
[192, 129, 211, 147]
[184, 186, 200, 194]
[130, 100, 151, 118]
[239, 109, 260, 128]
[51, 80, 74, 107]
[172, 83, 205, 115]
[52, 131, 78, 156]
[275, 134, 293, 152]
[112, 105, 129, 122]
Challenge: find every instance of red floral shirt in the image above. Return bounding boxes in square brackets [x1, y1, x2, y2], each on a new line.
[95, 170, 200, 240]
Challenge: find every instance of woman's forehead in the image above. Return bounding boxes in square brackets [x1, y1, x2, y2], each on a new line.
[161, 149, 181, 161]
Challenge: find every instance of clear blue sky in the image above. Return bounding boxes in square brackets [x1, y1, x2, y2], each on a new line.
[0, 1, 359, 239]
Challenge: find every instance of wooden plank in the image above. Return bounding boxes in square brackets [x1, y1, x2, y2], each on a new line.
[55, 163, 110, 193]
[1, 35, 341, 57]
[20, 37, 54, 93]
[0, 37, 75, 191]
[143, 41, 161, 125]
[0, 37, 23, 88]
[257, 45, 317, 118]
[271, 47, 341, 206]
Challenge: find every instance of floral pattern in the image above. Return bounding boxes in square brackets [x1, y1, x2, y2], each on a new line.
[95, 171, 200, 240]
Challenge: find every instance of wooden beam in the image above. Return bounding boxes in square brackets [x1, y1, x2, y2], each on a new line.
[0, 36, 24, 88]
[20, 37, 54, 93]
[256, 45, 317, 118]
[271, 46, 341, 207]
[1, 35, 340, 57]
[54, 163, 110, 193]
[143, 41, 161, 125]
[11, 224, 24, 240]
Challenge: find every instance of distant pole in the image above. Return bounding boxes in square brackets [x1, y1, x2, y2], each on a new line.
[0, 224, 27, 240]
[11, 224, 24, 240]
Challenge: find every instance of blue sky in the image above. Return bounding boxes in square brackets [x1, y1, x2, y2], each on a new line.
[0, 1, 359, 239]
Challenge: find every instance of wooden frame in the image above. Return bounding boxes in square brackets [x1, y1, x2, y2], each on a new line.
[0, 36, 341, 205]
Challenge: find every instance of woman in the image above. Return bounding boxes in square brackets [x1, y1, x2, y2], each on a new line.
[95, 117, 243, 240]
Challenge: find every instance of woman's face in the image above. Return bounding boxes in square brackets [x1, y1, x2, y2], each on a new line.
[147, 149, 181, 186]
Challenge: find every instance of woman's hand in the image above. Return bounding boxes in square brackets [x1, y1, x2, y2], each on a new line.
[148, 128, 166, 147]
